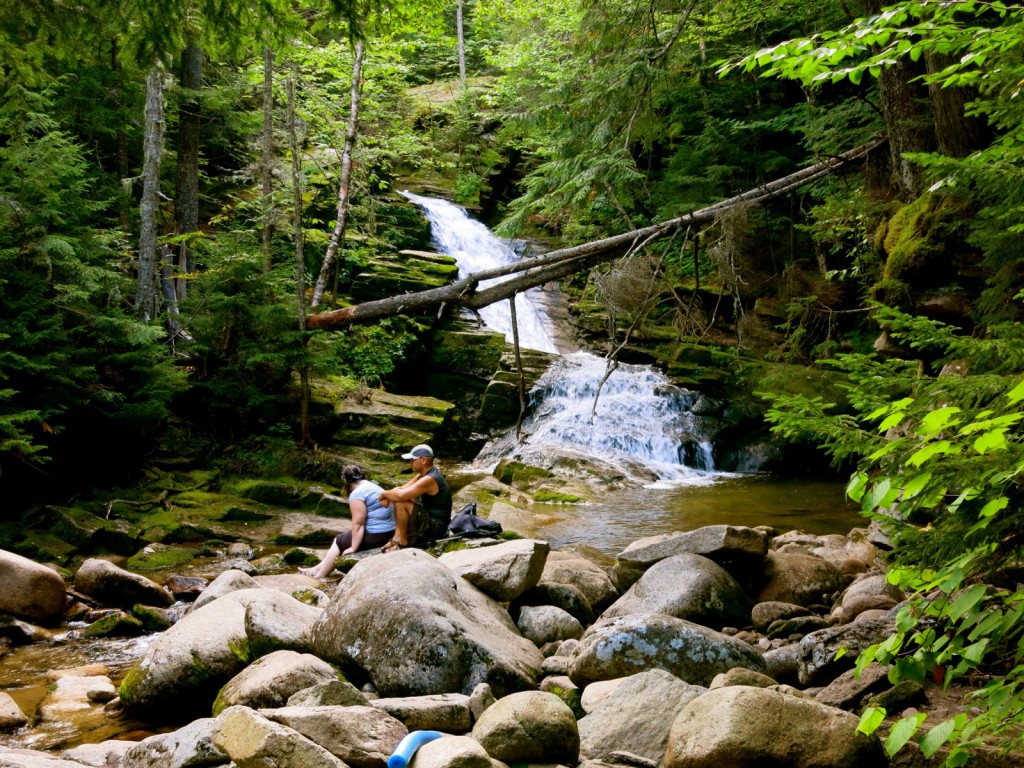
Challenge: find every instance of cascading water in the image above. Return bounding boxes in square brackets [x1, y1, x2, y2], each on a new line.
[402, 192, 558, 353]
[404, 193, 726, 484]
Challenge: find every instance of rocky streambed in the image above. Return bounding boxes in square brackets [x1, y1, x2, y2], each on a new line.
[0, 523, 1008, 768]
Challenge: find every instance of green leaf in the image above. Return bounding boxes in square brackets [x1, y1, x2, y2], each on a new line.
[885, 714, 926, 756]
[949, 585, 987, 622]
[846, 471, 869, 502]
[906, 441, 954, 467]
[920, 716, 960, 758]
[901, 471, 932, 500]
[973, 429, 1007, 454]
[918, 406, 961, 436]
[1005, 378, 1024, 404]
[857, 706, 886, 735]
[978, 496, 1008, 519]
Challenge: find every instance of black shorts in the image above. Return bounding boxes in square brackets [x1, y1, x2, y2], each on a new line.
[333, 528, 395, 552]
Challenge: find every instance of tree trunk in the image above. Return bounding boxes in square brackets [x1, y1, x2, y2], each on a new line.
[310, 40, 365, 309]
[261, 48, 276, 285]
[135, 68, 165, 322]
[457, 0, 467, 89]
[288, 74, 311, 446]
[174, 41, 203, 300]
[111, 39, 131, 231]
[307, 138, 883, 330]
[924, 52, 989, 158]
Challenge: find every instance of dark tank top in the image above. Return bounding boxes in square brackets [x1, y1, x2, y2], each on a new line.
[422, 465, 453, 523]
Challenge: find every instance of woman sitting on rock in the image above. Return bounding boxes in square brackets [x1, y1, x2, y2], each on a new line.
[299, 465, 395, 578]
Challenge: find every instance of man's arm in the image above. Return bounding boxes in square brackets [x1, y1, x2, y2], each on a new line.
[380, 475, 439, 505]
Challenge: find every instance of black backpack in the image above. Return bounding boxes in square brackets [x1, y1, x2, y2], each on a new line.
[447, 502, 503, 539]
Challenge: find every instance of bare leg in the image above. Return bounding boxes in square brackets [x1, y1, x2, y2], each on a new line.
[392, 501, 412, 546]
[299, 540, 341, 579]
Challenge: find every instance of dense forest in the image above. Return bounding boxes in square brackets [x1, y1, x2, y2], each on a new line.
[2, 0, 1024, 761]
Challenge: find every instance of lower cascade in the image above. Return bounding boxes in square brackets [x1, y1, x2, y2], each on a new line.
[476, 351, 725, 486]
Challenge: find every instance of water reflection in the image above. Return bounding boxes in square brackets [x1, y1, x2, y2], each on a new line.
[492, 474, 864, 554]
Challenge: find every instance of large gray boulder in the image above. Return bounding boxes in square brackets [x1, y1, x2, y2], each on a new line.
[472, 690, 579, 764]
[438, 539, 550, 601]
[665, 685, 885, 767]
[798, 617, 895, 686]
[602, 553, 753, 630]
[244, 591, 324, 657]
[213, 705, 347, 768]
[618, 525, 768, 568]
[540, 552, 619, 611]
[312, 549, 543, 697]
[120, 717, 227, 768]
[578, 669, 704, 765]
[262, 705, 408, 768]
[119, 588, 315, 719]
[212, 650, 339, 714]
[569, 613, 768, 688]
[408, 736, 504, 768]
[370, 694, 472, 733]
[191, 570, 260, 611]
[0, 550, 66, 625]
[517, 605, 583, 645]
[74, 559, 172, 610]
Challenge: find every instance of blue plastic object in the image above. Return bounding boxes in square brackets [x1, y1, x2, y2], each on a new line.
[387, 730, 443, 768]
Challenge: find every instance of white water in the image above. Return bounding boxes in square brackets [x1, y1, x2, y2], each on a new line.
[402, 192, 559, 353]
[476, 352, 726, 486]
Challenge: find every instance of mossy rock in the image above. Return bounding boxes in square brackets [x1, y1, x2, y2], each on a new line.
[84, 611, 145, 639]
[131, 604, 175, 632]
[43, 505, 140, 554]
[546, 683, 585, 719]
[10, 529, 79, 565]
[127, 545, 199, 571]
[232, 479, 306, 507]
[283, 547, 323, 566]
[221, 506, 274, 523]
[428, 329, 506, 378]
[532, 490, 583, 504]
[495, 460, 553, 489]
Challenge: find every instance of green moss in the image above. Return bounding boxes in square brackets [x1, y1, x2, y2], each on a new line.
[227, 637, 252, 665]
[127, 547, 198, 571]
[496, 530, 524, 541]
[533, 491, 583, 504]
[84, 612, 145, 638]
[547, 684, 585, 719]
[495, 460, 553, 489]
[283, 547, 320, 565]
[131, 604, 173, 632]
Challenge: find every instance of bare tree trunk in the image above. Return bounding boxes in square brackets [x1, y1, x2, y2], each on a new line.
[310, 40, 365, 309]
[307, 137, 883, 330]
[288, 74, 311, 446]
[111, 39, 131, 232]
[261, 48, 276, 286]
[160, 245, 183, 343]
[457, 0, 467, 89]
[174, 40, 202, 300]
[925, 52, 989, 158]
[135, 68, 165, 322]
[509, 297, 526, 439]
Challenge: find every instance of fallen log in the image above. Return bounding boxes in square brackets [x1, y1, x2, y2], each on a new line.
[307, 137, 885, 330]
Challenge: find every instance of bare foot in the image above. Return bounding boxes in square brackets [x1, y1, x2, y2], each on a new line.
[298, 566, 319, 576]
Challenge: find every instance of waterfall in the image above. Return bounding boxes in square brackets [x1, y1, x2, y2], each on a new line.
[405, 193, 726, 485]
[476, 352, 724, 486]
[402, 192, 559, 353]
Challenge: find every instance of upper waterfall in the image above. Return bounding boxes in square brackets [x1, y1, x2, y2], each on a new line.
[402, 192, 559, 353]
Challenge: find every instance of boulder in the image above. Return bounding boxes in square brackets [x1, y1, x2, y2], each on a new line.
[665, 685, 886, 767]
[287, 680, 368, 708]
[708, 668, 777, 689]
[312, 549, 543, 697]
[74, 559, 172, 610]
[569, 613, 768, 688]
[798, 617, 895, 686]
[370, 693, 472, 732]
[0, 692, 28, 730]
[262, 705, 408, 768]
[468, 683, 496, 721]
[191, 570, 261, 611]
[514, 582, 596, 627]
[472, 690, 579, 764]
[119, 588, 312, 719]
[540, 552, 619, 611]
[0, 550, 66, 625]
[757, 552, 844, 607]
[835, 574, 904, 623]
[213, 650, 339, 715]
[438, 539, 550, 601]
[761, 644, 801, 687]
[407, 736, 504, 768]
[517, 605, 584, 646]
[580, 679, 625, 714]
[120, 717, 228, 768]
[617, 525, 768, 568]
[0, 749, 97, 768]
[815, 663, 893, 711]
[602, 553, 753, 630]
[213, 705, 347, 768]
[751, 601, 811, 632]
[61, 741, 134, 768]
[578, 669, 704, 765]
[243, 594, 323, 657]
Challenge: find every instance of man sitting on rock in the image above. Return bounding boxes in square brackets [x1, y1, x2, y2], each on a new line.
[379, 444, 453, 551]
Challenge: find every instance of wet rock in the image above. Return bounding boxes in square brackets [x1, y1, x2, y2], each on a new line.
[312, 549, 543, 697]
[0, 616, 53, 645]
[602, 553, 753, 630]
[438, 538, 550, 601]
[262, 705, 408, 768]
[569, 613, 768, 688]
[0, 549, 67, 625]
[83, 611, 145, 639]
[578, 669, 704, 765]
[370, 693, 472, 732]
[213, 705, 347, 768]
[517, 605, 584, 646]
[0, 691, 28, 730]
[665, 685, 886, 768]
[74, 559, 172, 611]
[213, 650, 339, 714]
[165, 575, 207, 602]
[472, 690, 579, 764]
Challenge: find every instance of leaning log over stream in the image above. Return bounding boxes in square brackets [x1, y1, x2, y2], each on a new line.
[308, 138, 885, 331]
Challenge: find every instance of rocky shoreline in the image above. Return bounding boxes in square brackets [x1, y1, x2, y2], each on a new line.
[0, 524, 1003, 767]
